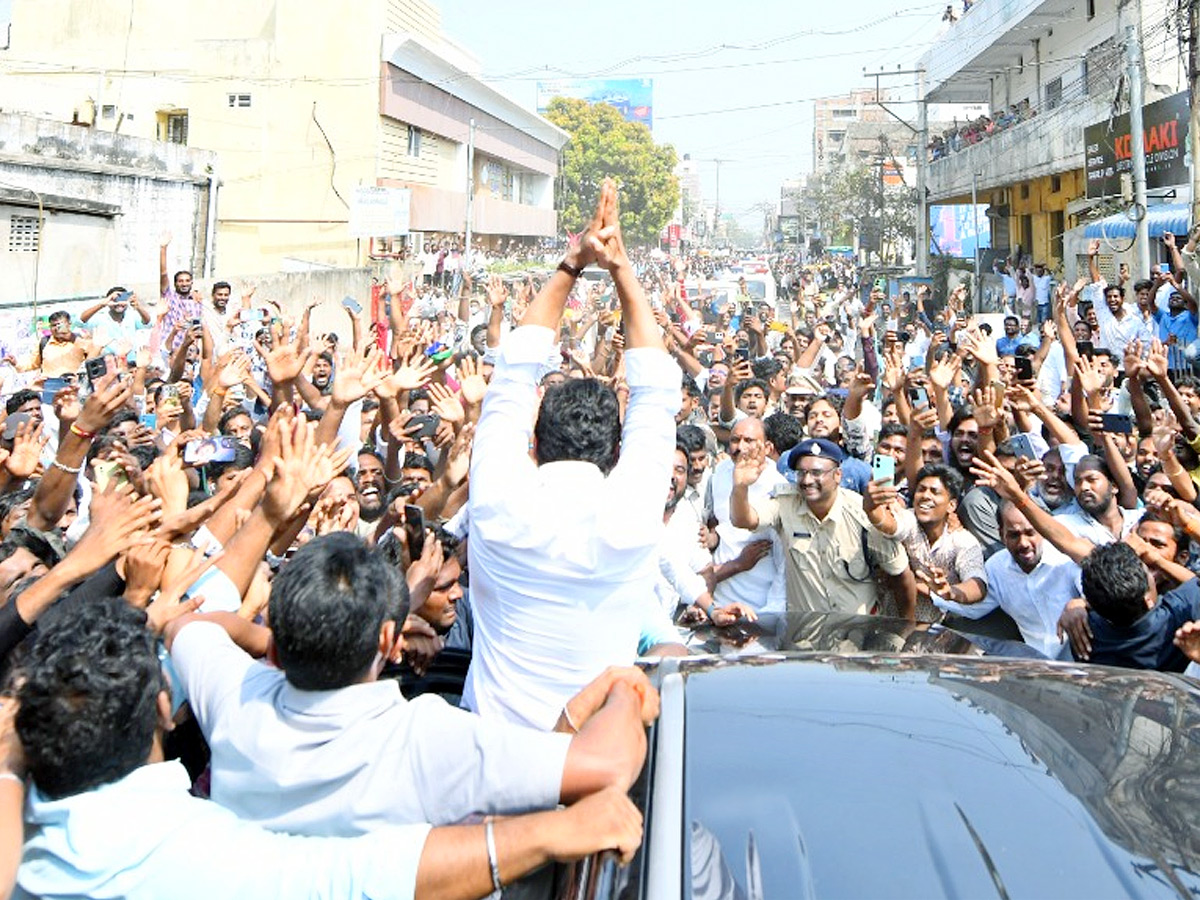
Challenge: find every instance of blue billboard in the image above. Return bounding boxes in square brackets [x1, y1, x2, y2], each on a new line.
[930, 204, 991, 259]
[537, 78, 654, 130]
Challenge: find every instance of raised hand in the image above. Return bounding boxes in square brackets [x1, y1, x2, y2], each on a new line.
[6, 420, 46, 480]
[1073, 355, 1105, 396]
[75, 370, 133, 435]
[122, 539, 172, 608]
[427, 382, 465, 427]
[586, 179, 629, 273]
[71, 483, 162, 575]
[377, 351, 435, 398]
[970, 385, 1001, 431]
[732, 443, 767, 488]
[1145, 338, 1170, 380]
[331, 344, 385, 406]
[968, 449, 1021, 501]
[258, 330, 311, 385]
[442, 421, 474, 488]
[457, 355, 488, 408]
[928, 352, 962, 391]
[485, 274, 507, 309]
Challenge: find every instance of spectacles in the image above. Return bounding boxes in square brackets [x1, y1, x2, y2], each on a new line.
[796, 466, 836, 482]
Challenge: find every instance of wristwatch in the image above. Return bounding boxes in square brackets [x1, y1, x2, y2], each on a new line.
[557, 260, 583, 279]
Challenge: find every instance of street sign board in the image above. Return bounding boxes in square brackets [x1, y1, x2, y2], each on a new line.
[1085, 91, 1188, 199]
[349, 186, 411, 238]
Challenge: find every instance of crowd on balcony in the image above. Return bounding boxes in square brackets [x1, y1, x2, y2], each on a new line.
[928, 99, 1037, 161]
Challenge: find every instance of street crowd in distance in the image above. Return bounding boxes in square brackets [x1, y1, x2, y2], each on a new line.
[1, 176, 1200, 898]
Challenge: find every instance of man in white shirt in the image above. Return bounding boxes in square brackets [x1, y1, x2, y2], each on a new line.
[167, 532, 653, 834]
[1080, 239, 1151, 360]
[935, 500, 1080, 658]
[465, 180, 686, 729]
[17, 596, 642, 900]
[705, 417, 786, 614]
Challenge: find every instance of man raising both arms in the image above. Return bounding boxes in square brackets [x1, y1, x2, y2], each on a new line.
[465, 179, 687, 729]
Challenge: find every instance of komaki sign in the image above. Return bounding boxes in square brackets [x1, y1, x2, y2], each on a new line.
[1084, 91, 1188, 199]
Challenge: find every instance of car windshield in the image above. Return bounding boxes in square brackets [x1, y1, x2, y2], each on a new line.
[682, 656, 1200, 899]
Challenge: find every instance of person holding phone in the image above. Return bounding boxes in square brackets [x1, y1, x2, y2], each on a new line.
[30, 311, 89, 378]
[80, 286, 151, 358]
[864, 464, 987, 623]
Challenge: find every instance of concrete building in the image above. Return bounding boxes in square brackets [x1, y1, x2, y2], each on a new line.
[0, 112, 215, 307]
[0, 0, 567, 279]
[812, 89, 895, 177]
[921, 0, 1188, 280]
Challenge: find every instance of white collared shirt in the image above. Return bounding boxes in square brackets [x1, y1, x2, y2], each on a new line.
[935, 542, 1081, 658]
[464, 325, 682, 729]
[17, 760, 430, 900]
[1052, 503, 1142, 546]
[707, 457, 786, 612]
[171, 622, 569, 833]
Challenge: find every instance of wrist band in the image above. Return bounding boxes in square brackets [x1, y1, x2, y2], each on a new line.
[557, 260, 583, 279]
[485, 817, 503, 892]
[69, 423, 97, 439]
[50, 460, 82, 475]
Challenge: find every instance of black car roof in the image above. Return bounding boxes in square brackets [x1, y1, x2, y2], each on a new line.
[678, 654, 1200, 899]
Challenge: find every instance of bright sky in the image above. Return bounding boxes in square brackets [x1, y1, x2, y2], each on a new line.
[439, 0, 949, 229]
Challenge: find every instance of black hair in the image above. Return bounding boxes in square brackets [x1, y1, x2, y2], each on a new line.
[205, 444, 255, 484]
[47, 310, 70, 324]
[1080, 542, 1150, 628]
[5, 389, 38, 416]
[173, 270, 192, 282]
[751, 357, 783, 384]
[913, 462, 965, 502]
[104, 409, 139, 433]
[268, 533, 406, 691]
[533, 378, 621, 475]
[0, 486, 35, 532]
[357, 448, 385, 468]
[402, 451, 434, 476]
[430, 524, 462, 560]
[993, 438, 1018, 460]
[763, 411, 804, 455]
[675, 424, 707, 456]
[212, 281, 232, 294]
[1137, 509, 1188, 559]
[15, 596, 163, 800]
[104, 287, 127, 298]
[218, 406, 253, 435]
[948, 404, 976, 434]
[878, 422, 908, 443]
[682, 378, 703, 402]
[1103, 285, 1126, 297]
[803, 393, 844, 420]
[734, 379, 770, 406]
[1133, 279, 1155, 293]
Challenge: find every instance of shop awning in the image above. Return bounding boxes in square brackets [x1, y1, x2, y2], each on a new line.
[1084, 202, 1190, 240]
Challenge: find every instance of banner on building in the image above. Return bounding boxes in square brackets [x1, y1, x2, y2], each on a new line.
[930, 204, 991, 259]
[349, 186, 411, 238]
[1084, 91, 1188, 199]
[536, 79, 653, 130]
[779, 215, 802, 246]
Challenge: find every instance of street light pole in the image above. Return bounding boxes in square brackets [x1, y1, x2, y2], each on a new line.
[1125, 25, 1151, 277]
[972, 170, 981, 293]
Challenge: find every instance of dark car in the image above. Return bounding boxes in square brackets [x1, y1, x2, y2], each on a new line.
[538, 613, 1200, 900]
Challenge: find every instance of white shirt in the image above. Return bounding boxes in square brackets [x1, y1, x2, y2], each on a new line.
[1052, 503, 1142, 546]
[17, 761, 429, 900]
[172, 622, 569, 833]
[935, 542, 1081, 658]
[656, 502, 712, 614]
[1084, 283, 1152, 357]
[707, 458, 786, 612]
[464, 325, 682, 729]
[1032, 272, 1053, 304]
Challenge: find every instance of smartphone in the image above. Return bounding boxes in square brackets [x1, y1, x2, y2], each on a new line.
[1159, 262, 1172, 274]
[403, 504, 425, 557]
[189, 318, 202, 329]
[697, 349, 715, 368]
[41, 376, 67, 406]
[2, 412, 30, 442]
[871, 454, 896, 484]
[115, 291, 132, 304]
[93, 459, 128, 490]
[1010, 433, 1038, 460]
[139, 413, 157, 431]
[183, 435, 240, 465]
[907, 386, 930, 408]
[1100, 412, 1134, 434]
[84, 356, 108, 386]
[1015, 355, 1034, 381]
[408, 413, 440, 441]
[342, 295, 363, 315]
[242, 308, 265, 322]
[714, 331, 725, 342]
[1077, 340, 1095, 358]
[735, 343, 750, 362]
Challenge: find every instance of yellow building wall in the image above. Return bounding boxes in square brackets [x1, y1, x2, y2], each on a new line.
[0, 0, 445, 276]
[1006, 169, 1084, 270]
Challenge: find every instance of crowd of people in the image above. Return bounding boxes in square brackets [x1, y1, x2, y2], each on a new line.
[0, 176, 1198, 897]
[928, 100, 1037, 160]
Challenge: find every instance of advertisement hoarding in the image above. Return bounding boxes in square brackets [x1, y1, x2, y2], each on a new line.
[930, 204, 991, 259]
[536, 79, 653, 130]
[1084, 91, 1188, 199]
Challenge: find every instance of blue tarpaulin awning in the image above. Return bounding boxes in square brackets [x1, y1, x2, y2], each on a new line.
[1084, 202, 1191, 240]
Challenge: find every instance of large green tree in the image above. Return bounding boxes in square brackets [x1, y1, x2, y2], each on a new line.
[545, 97, 680, 246]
